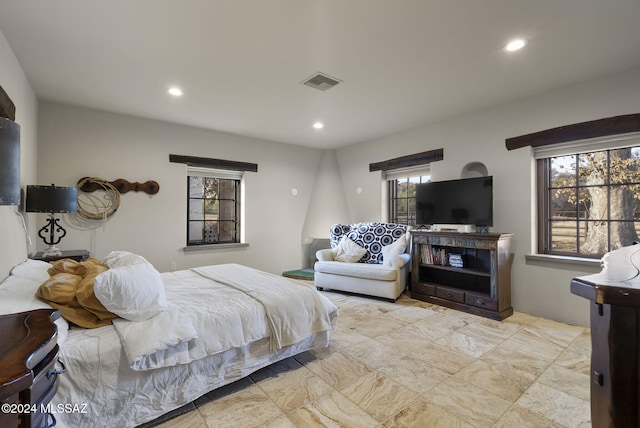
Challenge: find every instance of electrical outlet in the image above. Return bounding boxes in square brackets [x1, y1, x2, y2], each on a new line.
[170, 262, 177, 271]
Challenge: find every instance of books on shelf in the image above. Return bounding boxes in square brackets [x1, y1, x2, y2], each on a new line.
[420, 244, 447, 265]
[420, 245, 465, 268]
[448, 253, 465, 268]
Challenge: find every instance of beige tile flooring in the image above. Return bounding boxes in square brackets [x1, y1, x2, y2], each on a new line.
[153, 290, 592, 428]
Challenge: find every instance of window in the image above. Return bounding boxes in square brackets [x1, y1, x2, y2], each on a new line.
[187, 167, 241, 246]
[388, 174, 430, 226]
[538, 144, 640, 258]
[370, 149, 441, 226]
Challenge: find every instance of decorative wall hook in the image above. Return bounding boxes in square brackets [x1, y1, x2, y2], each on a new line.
[78, 178, 160, 195]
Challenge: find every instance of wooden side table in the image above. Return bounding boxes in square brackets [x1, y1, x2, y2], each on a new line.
[0, 309, 63, 428]
[571, 244, 640, 427]
[32, 249, 90, 262]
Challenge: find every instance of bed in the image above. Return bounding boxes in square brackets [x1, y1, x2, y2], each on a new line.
[0, 208, 338, 428]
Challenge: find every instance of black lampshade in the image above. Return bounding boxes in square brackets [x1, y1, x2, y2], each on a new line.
[26, 184, 78, 213]
[0, 117, 20, 206]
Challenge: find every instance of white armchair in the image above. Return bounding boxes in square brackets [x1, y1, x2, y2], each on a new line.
[314, 223, 411, 301]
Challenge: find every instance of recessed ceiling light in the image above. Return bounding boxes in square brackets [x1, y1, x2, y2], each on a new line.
[313, 122, 324, 129]
[167, 86, 183, 97]
[505, 39, 527, 52]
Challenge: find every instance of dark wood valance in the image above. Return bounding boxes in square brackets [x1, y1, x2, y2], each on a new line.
[369, 148, 444, 172]
[169, 154, 258, 172]
[506, 113, 640, 151]
[0, 85, 16, 121]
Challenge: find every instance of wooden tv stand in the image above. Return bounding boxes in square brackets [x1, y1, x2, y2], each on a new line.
[410, 230, 513, 320]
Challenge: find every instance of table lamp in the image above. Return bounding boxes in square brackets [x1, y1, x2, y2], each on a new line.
[26, 184, 78, 256]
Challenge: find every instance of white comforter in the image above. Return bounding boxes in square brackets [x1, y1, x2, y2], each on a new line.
[193, 264, 334, 351]
[113, 263, 335, 371]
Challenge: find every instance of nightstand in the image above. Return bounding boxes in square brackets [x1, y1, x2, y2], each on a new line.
[0, 309, 64, 428]
[32, 249, 90, 262]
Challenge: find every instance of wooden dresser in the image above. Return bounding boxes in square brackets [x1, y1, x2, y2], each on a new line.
[571, 244, 640, 427]
[0, 309, 64, 428]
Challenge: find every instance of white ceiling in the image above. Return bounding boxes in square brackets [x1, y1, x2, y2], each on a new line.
[1, 1, 640, 149]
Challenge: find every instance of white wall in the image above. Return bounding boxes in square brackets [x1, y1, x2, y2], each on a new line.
[0, 27, 38, 259]
[302, 150, 352, 237]
[336, 66, 640, 327]
[36, 102, 328, 275]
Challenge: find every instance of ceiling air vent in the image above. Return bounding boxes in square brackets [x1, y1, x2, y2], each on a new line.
[302, 72, 342, 91]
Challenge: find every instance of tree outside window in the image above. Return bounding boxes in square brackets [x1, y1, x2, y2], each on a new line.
[541, 146, 640, 257]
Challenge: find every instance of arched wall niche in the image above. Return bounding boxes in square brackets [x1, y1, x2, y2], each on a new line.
[460, 162, 488, 178]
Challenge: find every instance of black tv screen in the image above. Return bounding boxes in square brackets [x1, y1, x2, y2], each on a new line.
[415, 176, 493, 226]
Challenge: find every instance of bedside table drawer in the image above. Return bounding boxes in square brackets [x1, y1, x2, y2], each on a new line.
[30, 347, 61, 404]
[22, 346, 63, 427]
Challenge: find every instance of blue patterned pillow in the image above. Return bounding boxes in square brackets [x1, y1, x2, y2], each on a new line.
[329, 224, 352, 249]
[329, 222, 409, 264]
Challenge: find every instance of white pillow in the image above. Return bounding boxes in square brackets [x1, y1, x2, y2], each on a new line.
[102, 251, 150, 269]
[10, 259, 52, 283]
[334, 236, 367, 263]
[94, 263, 167, 321]
[382, 234, 407, 267]
[1, 264, 69, 345]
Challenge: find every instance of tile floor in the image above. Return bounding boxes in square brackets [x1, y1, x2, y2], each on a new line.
[150, 290, 592, 428]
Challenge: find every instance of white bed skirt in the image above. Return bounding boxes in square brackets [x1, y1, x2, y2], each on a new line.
[54, 329, 330, 428]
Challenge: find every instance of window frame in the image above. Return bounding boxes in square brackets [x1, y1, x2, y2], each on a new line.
[370, 149, 442, 226]
[536, 136, 640, 258]
[186, 167, 242, 247]
[387, 172, 431, 227]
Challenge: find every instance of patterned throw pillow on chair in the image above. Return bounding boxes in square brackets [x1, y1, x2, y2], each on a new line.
[333, 236, 367, 263]
[330, 222, 409, 264]
[382, 234, 407, 267]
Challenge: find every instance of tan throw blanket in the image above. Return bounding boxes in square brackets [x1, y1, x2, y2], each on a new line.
[192, 263, 334, 352]
[36, 257, 118, 328]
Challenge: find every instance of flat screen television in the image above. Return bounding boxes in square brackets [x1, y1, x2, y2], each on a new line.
[415, 176, 493, 226]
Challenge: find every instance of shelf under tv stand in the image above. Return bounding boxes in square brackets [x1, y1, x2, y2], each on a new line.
[418, 263, 491, 277]
[410, 230, 513, 320]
